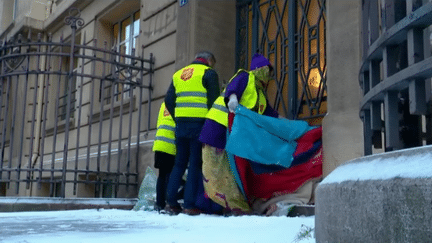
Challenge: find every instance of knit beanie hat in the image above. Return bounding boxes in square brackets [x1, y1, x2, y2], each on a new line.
[250, 53, 273, 71]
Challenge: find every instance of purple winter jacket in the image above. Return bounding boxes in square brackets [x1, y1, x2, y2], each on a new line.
[199, 70, 278, 149]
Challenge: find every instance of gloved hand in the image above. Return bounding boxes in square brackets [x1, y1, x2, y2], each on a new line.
[227, 94, 239, 113]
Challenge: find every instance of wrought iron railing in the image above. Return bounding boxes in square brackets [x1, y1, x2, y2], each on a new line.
[360, 1, 432, 155]
[0, 8, 154, 198]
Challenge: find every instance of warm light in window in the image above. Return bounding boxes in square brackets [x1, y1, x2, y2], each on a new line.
[308, 68, 321, 88]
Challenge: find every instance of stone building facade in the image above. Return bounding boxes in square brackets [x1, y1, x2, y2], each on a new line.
[0, 0, 366, 199]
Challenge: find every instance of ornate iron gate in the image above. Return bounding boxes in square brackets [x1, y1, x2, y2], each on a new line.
[236, 0, 326, 125]
[0, 9, 154, 198]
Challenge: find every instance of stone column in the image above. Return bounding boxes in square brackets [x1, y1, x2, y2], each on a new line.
[322, 0, 364, 176]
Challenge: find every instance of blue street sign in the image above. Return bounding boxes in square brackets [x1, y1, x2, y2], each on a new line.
[179, 0, 188, 7]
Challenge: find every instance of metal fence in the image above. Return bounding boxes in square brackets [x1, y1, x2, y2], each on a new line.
[360, 0, 432, 155]
[0, 9, 154, 198]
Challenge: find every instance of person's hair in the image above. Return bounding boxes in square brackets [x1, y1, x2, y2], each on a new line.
[195, 51, 216, 64]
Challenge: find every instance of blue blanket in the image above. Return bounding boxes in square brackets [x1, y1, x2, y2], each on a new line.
[225, 105, 311, 168]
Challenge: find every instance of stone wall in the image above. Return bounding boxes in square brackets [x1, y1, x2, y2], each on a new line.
[176, 0, 236, 88]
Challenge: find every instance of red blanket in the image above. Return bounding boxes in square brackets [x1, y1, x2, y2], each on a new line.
[228, 113, 323, 200]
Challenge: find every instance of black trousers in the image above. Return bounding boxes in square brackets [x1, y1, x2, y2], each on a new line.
[166, 121, 204, 209]
[154, 151, 176, 208]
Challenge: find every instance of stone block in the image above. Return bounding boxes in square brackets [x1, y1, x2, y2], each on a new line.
[316, 145, 432, 243]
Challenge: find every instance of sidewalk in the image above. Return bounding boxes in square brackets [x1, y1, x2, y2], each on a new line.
[0, 209, 315, 243]
[0, 197, 137, 212]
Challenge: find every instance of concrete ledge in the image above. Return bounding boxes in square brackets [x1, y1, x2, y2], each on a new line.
[315, 145, 432, 243]
[0, 197, 138, 212]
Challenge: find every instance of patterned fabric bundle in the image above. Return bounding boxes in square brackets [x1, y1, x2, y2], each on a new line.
[201, 108, 323, 215]
[202, 145, 250, 213]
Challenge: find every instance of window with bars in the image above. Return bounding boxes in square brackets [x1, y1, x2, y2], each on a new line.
[48, 0, 64, 17]
[101, 10, 140, 105]
[40, 180, 62, 197]
[114, 11, 140, 58]
[13, 0, 18, 20]
[58, 54, 78, 121]
[0, 79, 12, 148]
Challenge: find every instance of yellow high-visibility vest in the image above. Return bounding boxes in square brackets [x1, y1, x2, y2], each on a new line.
[173, 64, 210, 118]
[205, 94, 228, 127]
[206, 69, 268, 127]
[255, 88, 267, 115]
[152, 102, 176, 155]
[235, 69, 267, 115]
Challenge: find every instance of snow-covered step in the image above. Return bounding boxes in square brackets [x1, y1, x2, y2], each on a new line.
[315, 145, 432, 242]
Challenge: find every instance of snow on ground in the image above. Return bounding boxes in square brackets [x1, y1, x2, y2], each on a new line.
[0, 209, 315, 243]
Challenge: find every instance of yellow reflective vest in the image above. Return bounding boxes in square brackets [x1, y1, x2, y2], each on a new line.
[254, 89, 268, 115]
[172, 64, 210, 118]
[205, 93, 228, 127]
[152, 102, 176, 155]
[205, 70, 268, 127]
[236, 69, 268, 115]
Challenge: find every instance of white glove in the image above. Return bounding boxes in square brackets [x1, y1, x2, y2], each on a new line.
[227, 94, 239, 113]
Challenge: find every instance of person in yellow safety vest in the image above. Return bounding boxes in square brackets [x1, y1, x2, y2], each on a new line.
[200, 52, 279, 152]
[164, 51, 220, 215]
[152, 102, 176, 212]
[198, 53, 280, 214]
[225, 53, 277, 116]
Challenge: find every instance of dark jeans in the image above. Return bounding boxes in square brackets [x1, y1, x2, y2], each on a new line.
[154, 152, 175, 208]
[166, 121, 204, 209]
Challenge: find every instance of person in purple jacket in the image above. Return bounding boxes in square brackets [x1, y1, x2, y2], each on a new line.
[225, 53, 278, 117]
[198, 53, 278, 214]
[200, 53, 278, 148]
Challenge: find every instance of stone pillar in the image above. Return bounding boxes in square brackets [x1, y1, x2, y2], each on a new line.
[176, 0, 236, 86]
[322, 0, 364, 177]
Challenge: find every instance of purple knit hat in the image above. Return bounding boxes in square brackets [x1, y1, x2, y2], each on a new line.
[250, 53, 273, 71]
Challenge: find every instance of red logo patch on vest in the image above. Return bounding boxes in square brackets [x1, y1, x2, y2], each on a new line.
[163, 108, 170, 117]
[259, 104, 264, 113]
[180, 68, 194, 81]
